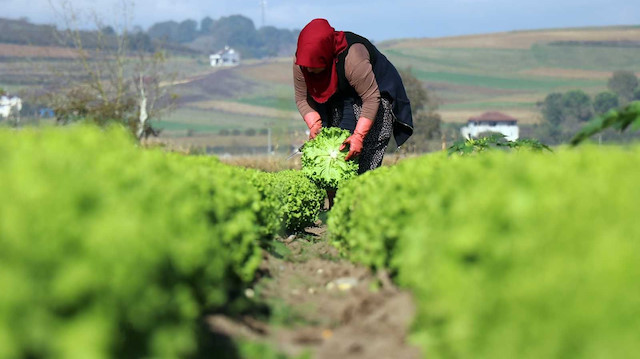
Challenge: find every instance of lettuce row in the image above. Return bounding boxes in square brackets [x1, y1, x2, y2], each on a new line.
[0, 126, 265, 358]
[328, 147, 640, 358]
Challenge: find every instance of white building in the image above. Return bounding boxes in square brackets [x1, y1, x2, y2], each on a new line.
[460, 111, 519, 141]
[0, 95, 22, 122]
[209, 46, 240, 67]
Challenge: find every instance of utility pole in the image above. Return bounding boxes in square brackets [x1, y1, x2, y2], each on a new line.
[260, 0, 267, 28]
[266, 121, 273, 154]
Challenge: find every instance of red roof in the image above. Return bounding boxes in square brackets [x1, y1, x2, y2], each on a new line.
[468, 111, 517, 123]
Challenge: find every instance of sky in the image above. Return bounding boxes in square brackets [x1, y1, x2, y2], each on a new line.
[2, 0, 639, 41]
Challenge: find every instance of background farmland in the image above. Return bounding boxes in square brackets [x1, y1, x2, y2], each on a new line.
[2, 22, 640, 153]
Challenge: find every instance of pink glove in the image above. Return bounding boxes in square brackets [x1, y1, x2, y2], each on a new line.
[303, 112, 322, 139]
[340, 117, 374, 161]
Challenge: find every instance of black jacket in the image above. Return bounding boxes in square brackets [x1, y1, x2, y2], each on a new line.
[317, 32, 414, 146]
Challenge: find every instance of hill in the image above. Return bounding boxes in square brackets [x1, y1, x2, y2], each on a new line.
[2, 25, 640, 151]
[379, 26, 640, 123]
[164, 25, 640, 133]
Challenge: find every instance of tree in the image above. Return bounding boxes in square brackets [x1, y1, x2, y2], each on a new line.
[257, 26, 296, 57]
[200, 17, 215, 34]
[399, 67, 427, 112]
[593, 91, 619, 115]
[209, 15, 261, 57]
[536, 92, 566, 143]
[101, 25, 116, 35]
[46, 1, 177, 139]
[633, 87, 640, 102]
[148, 20, 179, 42]
[561, 90, 593, 123]
[540, 92, 564, 127]
[398, 67, 441, 152]
[176, 19, 197, 43]
[607, 70, 638, 104]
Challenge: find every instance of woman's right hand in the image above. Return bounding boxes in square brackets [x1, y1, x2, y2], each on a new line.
[303, 112, 322, 139]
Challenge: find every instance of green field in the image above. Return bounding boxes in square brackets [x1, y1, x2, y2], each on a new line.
[2, 26, 640, 143]
[170, 26, 640, 129]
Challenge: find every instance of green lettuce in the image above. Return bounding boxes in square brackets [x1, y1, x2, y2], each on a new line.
[301, 127, 359, 190]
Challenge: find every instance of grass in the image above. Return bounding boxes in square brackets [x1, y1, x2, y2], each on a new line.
[379, 39, 640, 125]
[158, 107, 291, 131]
[385, 47, 537, 72]
[412, 68, 602, 91]
[235, 95, 298, 112]
[530, 43, 640, 71]
[442, 101, 537, 110]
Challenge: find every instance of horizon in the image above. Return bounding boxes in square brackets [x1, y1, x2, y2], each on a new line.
[1, 14, 639, 44]
[1, 0, 639, 42]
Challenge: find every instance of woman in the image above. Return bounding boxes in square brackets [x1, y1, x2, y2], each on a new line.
[293, 18, 414, 174]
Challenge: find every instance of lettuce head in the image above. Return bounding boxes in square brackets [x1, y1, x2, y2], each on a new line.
[301, 127, 359, 190]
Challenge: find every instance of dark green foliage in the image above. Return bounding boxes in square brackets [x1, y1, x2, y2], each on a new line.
[175, 15, 297, 58]
[200, 17, 216, 34]
[607, 70, 639, 103]
[148, 20, 179, 42]
[593, 91, 619, 115]
[570, 100, 640, 145]
[540, 92, 564, 127]
[177, 20, 198, 43]
[399, 67, 442, 151]
[0, 15, 296, 60]
[398, 67, 428, 112]
[257, 26, 298, 57]
[0, 18, 59, 46]
[561, 89, 593, 123]
[205, 15, 262, 58]
[447, 134, 552, 156]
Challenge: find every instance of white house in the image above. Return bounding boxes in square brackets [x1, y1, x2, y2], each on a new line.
[460, 111, 519, 141]
[210, 46, 240, 67]
[0, 95, 22, 123]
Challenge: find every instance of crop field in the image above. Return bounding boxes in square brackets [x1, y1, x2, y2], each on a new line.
[2, 122, 639, 358]
[378, 27, 640, 123]
[2, 26, 640, 150]
[148, 26, 640, 137]
[0, 43, 77, 59]
[3, 19, 640, 358]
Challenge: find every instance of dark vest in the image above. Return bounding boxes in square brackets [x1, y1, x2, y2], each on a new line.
[322, 32, 414, 147]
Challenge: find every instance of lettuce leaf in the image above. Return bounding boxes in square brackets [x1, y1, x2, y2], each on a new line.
[301, 127, 359, 190]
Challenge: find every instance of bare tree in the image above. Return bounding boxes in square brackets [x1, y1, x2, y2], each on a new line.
[44, 0, 177, 139]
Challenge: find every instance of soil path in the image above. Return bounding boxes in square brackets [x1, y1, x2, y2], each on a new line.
[207, 222, 422, 359]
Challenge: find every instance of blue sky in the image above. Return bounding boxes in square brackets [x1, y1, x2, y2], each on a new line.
[2, 0, 639, 41]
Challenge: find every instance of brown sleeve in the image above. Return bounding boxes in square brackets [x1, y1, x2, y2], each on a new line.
[293, 61, 317, 117]
[344, 43, 380, 121]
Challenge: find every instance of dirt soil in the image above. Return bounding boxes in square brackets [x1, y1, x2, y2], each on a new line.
[207, 221, 421, 359]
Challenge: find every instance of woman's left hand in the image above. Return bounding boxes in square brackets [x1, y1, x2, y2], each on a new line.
[340, 117, 374, 161]
[340, 134, 364, 160]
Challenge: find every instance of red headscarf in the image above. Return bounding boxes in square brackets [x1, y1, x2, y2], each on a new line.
[295, 19, 348, 103]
